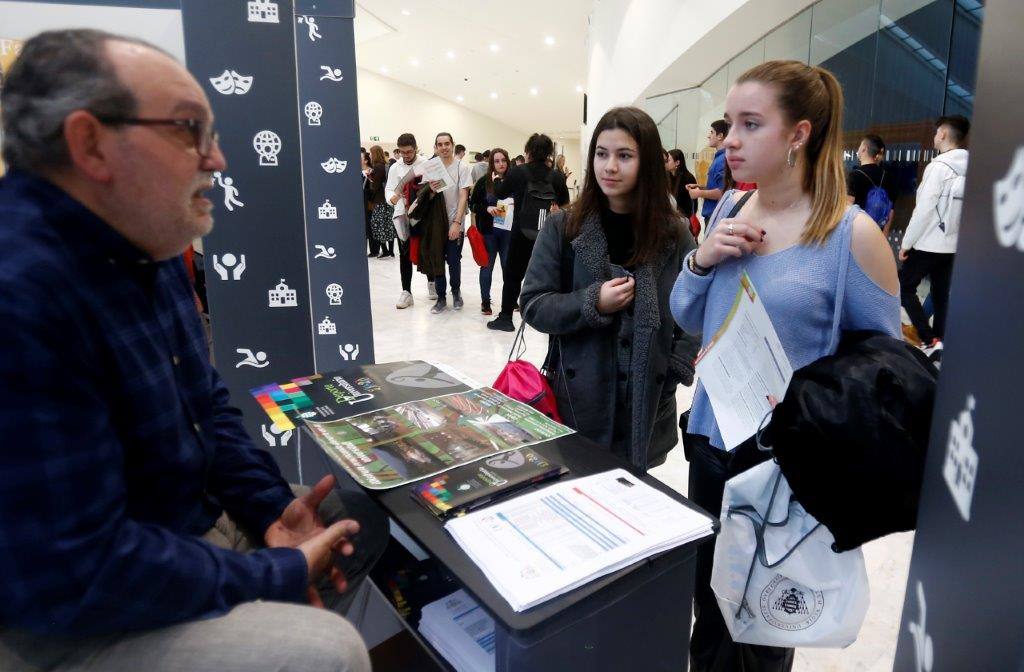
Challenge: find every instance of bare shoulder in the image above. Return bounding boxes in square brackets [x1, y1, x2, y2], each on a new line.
[849, 211, 899, 296]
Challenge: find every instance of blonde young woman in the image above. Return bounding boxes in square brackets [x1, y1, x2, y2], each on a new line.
[671, 61, 900, 671]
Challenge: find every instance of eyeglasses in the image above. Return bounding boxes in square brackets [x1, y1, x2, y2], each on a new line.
[94, 116, 219, 159]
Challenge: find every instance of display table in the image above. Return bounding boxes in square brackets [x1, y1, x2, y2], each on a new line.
[323, 432, 718, 672]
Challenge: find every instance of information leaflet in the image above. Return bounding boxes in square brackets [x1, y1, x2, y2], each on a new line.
[695, 272, 793, 449]
[446, 469, 715, 611]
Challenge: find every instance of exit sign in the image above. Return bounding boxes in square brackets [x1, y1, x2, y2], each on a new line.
[369, 136, 380, 141]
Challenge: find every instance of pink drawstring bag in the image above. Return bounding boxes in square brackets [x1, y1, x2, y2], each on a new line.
[492, 315, 562, 423]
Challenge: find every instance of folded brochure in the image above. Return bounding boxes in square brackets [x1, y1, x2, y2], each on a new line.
[413, 448, 568, 519]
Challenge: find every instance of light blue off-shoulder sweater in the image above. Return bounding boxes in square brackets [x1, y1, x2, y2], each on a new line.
[670, 190, 901, 451]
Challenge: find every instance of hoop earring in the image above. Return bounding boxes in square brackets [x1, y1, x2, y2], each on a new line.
[786, 147, 796, 168]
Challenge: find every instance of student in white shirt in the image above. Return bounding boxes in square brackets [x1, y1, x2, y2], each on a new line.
[899, 114, 970, 356]
[384, 133, 427, 309]
[428, 132, 474, 313]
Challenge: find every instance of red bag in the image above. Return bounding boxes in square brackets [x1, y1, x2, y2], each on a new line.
[494, 360, 562, 423]
[689, 213, 701, 240]
[467, 225, 490, 268]
[409, 236, 421, 265]
[492, 319, 562, 423]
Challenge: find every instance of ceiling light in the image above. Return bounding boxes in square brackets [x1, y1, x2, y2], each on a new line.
[490, 92, 498, 99]
[410, 57, 420, 67]
[489, 43, 500, 53]
[446, 50, 456, 59]
[544, 36, 556, 46]
[529, 87, 538, 96]
[401, 8, 411, 15]
[380, 66, 389, 74]
[456, 95, 464, 103]
[575, 84, 584, 93]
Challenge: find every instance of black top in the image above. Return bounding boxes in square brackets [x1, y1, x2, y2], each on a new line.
[847, 163, 897, 211]
[369, 162, 387, 205]
[494, 161, 570, 232]
[672, 169, 696, 218]
[469, 175, 499, 232]
[600, 208, 634, 268]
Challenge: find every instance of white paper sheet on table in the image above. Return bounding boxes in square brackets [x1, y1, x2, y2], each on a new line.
[445, 469, 715, 612]
[694, 271, 793, 450]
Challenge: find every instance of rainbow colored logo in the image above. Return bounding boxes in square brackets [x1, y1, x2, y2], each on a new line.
[250, 379, 315, 431]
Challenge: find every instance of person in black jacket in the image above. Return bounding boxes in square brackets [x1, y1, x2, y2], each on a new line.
[469, 148, 513, 315]
[486, 133, 570, 331]
[519, 106, 697, 469]
[666, 148, 696, 218]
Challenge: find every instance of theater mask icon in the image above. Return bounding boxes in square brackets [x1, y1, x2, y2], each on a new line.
[209, 70, 253, 96]
[993, 145, 1024, 250]
[321, 158, 347, 174]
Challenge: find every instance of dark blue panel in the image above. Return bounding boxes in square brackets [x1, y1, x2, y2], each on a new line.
[20, 0, 179, 7]
[181, 0, 315, 482]
[894, 0, 1024, 666]
[294, 10, 375, 374]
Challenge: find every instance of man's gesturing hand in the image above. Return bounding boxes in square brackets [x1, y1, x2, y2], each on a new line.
[264, 474, 360, 607]
[298, 519, 360, 607]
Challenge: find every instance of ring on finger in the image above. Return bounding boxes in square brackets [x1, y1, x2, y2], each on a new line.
[727, 222, 735, 236]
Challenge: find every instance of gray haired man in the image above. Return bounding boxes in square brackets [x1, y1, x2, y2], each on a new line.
[0, 29, 381, 672]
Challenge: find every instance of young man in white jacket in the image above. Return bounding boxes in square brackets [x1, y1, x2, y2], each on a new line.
[899, 115, 970, 355]
[384, 133, 427, 309]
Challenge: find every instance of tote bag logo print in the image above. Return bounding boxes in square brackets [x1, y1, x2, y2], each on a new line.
[760, 574, 824, 631]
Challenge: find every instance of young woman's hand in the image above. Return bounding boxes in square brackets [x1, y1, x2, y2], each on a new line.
[597, 277, 635, 314]
[693, 217, 765, 268]
[487, 206, 501, 216]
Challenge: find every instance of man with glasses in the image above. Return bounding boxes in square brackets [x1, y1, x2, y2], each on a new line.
[0, 30, 377, 672]
[384, 132, 426, 309]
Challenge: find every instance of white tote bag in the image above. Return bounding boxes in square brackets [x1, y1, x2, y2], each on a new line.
[710, 459, 869, 648]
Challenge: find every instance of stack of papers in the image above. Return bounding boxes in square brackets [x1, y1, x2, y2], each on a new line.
[418, 589, 496, 672]
[445, 469, 715, 611]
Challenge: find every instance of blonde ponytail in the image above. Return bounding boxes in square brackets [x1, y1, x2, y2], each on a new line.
[737, 60, 849, 245]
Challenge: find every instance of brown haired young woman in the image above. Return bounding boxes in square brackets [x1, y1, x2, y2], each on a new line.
[671, 60, 900, 671]
[519, 106, 699, 470]
[469, 148, 513, 314]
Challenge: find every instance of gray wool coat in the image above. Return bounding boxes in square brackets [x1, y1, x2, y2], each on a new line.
[520, 210, 699, 470]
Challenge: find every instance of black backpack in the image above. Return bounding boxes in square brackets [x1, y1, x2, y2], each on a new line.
[519, 170, 556, 240]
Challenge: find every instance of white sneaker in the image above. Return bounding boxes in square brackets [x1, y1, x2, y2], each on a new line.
[428, 283, 437, 300]
[395, 291, 413, 309]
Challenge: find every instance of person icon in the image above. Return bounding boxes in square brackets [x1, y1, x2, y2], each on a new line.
[319, 66, 343, 82]
[314, 245, 336, 260]
[235, 348, 269, 368]
[298, 16, 322, 41]
[214, 172, 245, 212]
[339, 343, 359, 361]
[212, 252, 246, 280]
[261, 423, 293, 447]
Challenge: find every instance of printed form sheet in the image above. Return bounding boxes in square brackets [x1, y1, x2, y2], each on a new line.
[695, 272, 793, 449]
[445, 469, 714, 611]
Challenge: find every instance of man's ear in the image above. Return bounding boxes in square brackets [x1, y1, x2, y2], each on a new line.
[62, 111, 115, 182]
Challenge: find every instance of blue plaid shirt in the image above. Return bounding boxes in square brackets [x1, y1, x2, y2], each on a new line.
[0, 171, 306, 635]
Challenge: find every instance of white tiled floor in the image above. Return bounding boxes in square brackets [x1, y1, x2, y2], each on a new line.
[365, 245, 913, 671]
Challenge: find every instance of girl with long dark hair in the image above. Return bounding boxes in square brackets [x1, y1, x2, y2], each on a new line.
[665, 148, 696, 217]
[469, 148, 512, 314]
[519, 107, 699, 469]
